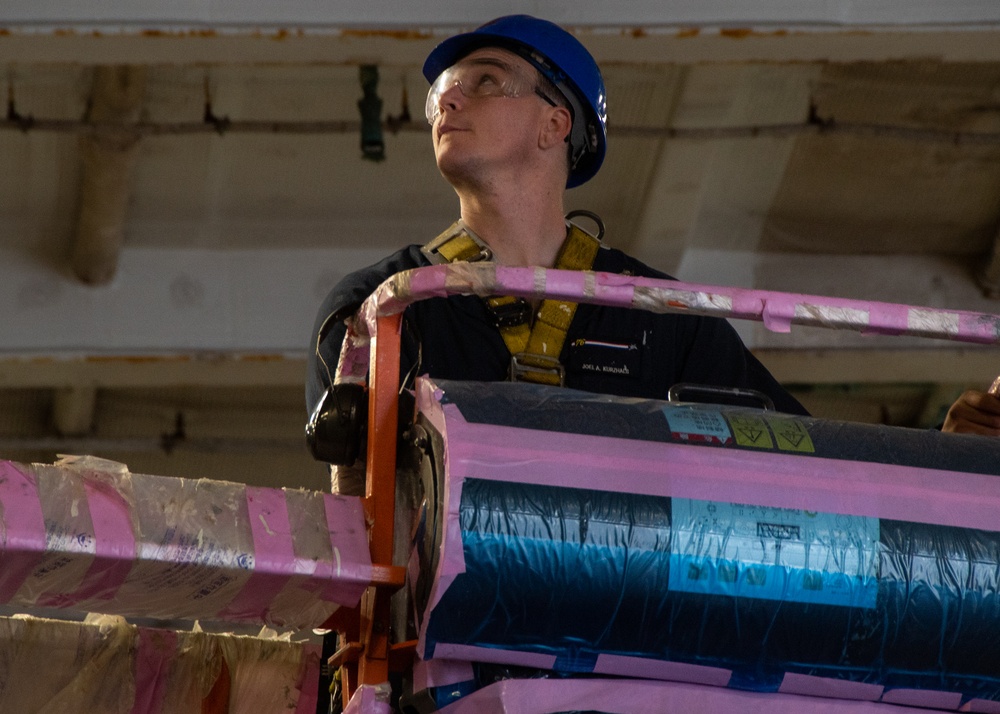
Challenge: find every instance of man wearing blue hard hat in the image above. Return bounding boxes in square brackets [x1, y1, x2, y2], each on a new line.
[306, 15, 810, 490]
[307, 15, 997, 475]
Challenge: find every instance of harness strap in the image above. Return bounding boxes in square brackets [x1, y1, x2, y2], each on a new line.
[422, 219, 601, 386]
[421, 221, 493, 264]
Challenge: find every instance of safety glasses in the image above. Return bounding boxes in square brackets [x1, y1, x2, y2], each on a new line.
[425, 58, 556, 125]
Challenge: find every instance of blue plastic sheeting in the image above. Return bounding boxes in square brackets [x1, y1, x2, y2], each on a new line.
[423, 477, 1000, 701]
[412, 380, 1000, 707]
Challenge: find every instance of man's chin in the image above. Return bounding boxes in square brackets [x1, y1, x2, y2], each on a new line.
[436, 156, 485, 189]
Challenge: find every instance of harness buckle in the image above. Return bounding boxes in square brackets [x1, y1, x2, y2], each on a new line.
[491, 298, 533, 328]
[510, 353, 565, 386]
[421, 223, 494, 264]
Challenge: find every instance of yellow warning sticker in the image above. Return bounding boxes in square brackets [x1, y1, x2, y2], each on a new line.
[726, 414, 774, 449]
[764, 416, 815, 453]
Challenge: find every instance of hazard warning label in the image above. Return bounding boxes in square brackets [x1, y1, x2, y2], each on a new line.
[764, 416, 815, 453]
[725, 413, 774, 449]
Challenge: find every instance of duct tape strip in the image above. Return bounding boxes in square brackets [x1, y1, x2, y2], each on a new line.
[577, 270, 638, 307]
[63, 477, 137, 604]
[958, 311, 1000, 343]
[881, 689, 963, 710]
[867, 303, 908, 335]
[761, 298, 796, 333]
[0, 461, 46, 602]
[311, 494, 371, 608]
[435, 677, 948, 714]
[593, 654, 731, 688]
[540, 266, 587, 297]
[432, 643, 556, 670]
[335, 325, 371, 386]
[130, 628, 178, 714]
[492, 264, 535, 296]
[217, 487, 294, 621]
[778, 672, 884, 701]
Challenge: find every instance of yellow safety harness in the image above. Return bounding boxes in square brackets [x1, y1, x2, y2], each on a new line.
[422, 218, 601, 386]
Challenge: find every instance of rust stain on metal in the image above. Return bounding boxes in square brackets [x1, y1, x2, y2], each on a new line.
[137, 28, 218, 38]
[621, 26, 793, 41]
[238, 354, 289, 363]
[79, 354, 290, 365]
[86, 355, 192, 365]
[341, 29, 432, 40]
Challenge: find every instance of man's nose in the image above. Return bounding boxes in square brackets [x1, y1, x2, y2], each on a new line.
[438, 81, 465, 113]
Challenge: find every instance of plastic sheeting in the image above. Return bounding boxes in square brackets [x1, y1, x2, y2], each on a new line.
[433, 676, 991, 714]
[0, 614, 320, 713]
[411, 378, 1000, 710]
[0, 456, 371, 629]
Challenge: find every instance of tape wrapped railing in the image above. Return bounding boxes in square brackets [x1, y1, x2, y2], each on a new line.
[335, 263, 1000, 384]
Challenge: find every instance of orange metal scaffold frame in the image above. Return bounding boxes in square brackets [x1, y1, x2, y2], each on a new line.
[325, 311, 411, 708]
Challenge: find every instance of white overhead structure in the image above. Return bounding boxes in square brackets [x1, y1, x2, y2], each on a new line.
[6, 0, 1000, 28]
[1, 0, 999, 483]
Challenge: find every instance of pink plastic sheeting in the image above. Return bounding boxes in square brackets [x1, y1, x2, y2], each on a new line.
[0, 457, 372, 630]
[435, 677, 985, 714]
[343, 683, 393, 714]
[0, 614, 321, 714]
[334, 263, 1000, 383]
[413, 378, 1000, 709]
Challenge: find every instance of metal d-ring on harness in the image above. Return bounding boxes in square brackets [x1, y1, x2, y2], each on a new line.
[421, 211, 604, 387]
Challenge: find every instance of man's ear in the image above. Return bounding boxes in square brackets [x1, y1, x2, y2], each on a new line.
[540, 106, 573, 150]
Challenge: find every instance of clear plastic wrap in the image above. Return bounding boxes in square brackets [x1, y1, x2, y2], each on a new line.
[0, 456, 371, 629]
[0, 614, 320, 713]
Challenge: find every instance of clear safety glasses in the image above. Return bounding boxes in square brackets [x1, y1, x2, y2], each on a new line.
[425, 60, 557, 125]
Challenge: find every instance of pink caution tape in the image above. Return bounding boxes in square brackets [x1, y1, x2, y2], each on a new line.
[217, 487, 294, 621]
[0, 461, 46, 603]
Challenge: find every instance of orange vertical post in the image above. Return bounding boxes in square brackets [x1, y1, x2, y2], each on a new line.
[356, 311, 403, 688]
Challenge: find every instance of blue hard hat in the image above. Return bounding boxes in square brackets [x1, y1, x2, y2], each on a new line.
[423, 15, 607, 188]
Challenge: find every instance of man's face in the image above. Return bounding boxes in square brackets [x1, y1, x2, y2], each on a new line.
[428, 47, 556, 188]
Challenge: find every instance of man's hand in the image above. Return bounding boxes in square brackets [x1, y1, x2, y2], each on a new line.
[942, 388, 1000, 436]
